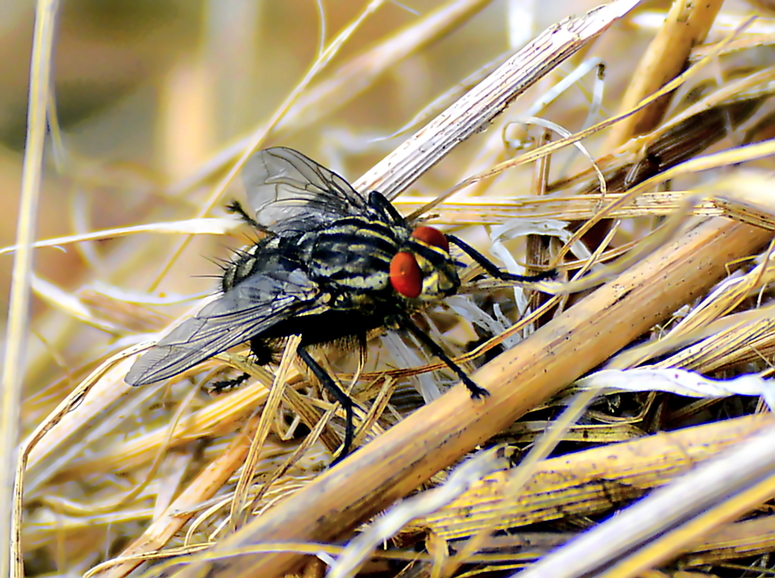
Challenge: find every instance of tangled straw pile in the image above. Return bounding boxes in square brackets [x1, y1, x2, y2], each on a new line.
[5, 0, 775, 576]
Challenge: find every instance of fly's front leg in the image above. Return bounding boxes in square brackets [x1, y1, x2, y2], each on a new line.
[297, 347, 355, 464]
[446, 234, 554, 282]
[394, 313, 489, 399]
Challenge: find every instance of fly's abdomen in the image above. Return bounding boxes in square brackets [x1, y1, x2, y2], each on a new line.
[222, 237, 302, 292]
[222, 243, 263, 291]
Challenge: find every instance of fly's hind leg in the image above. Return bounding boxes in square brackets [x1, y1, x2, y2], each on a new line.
[210, 336, 276, 392]
[297, 347, 355, 464]
[226, 199, 266, 232]
[210, 372, 251, 392]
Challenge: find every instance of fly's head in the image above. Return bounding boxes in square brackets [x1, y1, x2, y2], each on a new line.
[390, 226, 460, 304]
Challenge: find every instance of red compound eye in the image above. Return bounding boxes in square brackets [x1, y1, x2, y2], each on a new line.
[412, 226, 449, 252]
[390, 251, 422, 298]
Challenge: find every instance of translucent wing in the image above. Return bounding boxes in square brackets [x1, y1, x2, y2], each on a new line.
[242, 147, 370, 234]
[125, 269, 320, 386]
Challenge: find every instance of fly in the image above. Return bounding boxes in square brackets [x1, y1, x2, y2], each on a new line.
[125, 147, 552, 461]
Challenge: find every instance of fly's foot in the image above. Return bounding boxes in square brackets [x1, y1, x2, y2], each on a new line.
[463, 376, 490, 399]
[210, 372, 250, 393]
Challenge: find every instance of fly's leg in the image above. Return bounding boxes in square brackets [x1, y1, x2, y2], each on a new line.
[297, 347, 355, 464]
[446, 234, 554, 282]
[396, 314, 490, 399]
[211, 336, 275, 392]
[210, 372, 250, 392]
[226, 200, 265, 232]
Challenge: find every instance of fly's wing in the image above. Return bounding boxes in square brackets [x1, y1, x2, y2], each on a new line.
[242, 147, 370, 234]
[125, 269, 320, 386]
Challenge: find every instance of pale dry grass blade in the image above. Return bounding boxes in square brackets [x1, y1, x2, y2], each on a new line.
[329, 446, 508, 578]
[517, 421, 775, 578]
[605, 0, 725, 147]
[0, 218, 237, 256]
[228, 335, 299, 533]
[359, 0, 643, 202]
[4, 5, 62, 576]
[404, 414, 775, 540]
[393, 192, 721, 223]
[85, 418, 259, 578]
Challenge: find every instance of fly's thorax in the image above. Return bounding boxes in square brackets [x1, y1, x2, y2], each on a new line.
[306, 217, 399, 292]
[295, 215, 460, 308]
